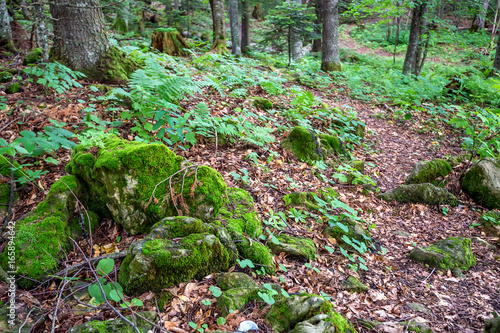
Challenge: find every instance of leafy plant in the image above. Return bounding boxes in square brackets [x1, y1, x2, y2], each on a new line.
[23, 62, 85, 94]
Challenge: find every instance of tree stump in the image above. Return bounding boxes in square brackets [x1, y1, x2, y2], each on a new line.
[151, 28, 189, 56]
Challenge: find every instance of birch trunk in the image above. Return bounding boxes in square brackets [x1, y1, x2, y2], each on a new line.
[471, 0, 490, 31]
[291, 0, 303, 62]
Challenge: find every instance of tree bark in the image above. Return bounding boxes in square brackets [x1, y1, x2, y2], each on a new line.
[33, 0, 48, 61]
[229, 0, 241, 55]
[494, 30, 500, 70]
[312, 0, 322, 52]
[471, 0, 490, 31]
[241, 0, 250, 53]
[209, 0, 227, 53]
[321, 0, 341, 72]
[291, 0, 303, 61]
[402, 1, 427, 76]
[0, 0, 13, 49]
[50, 0, 110, 71]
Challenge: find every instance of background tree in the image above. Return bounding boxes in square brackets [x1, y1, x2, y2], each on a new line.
[241, 0, 251, 53]
[312, 0, 323, 53]
[291, 0, 304, 61]
[493, 27, 500, 71]
[402, 0, 428, 76]
[470, 0, 490, 31]
[209, 0, 227, 53]
[0, 0, 13, 49]
[229, 0, 241, 55]
[321, 0, 341, 71]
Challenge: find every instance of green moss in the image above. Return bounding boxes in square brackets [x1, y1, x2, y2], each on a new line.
[68, 311, 157, 333]
[120, 233, 232, 294]
[0, 155, 22, 179]
[461, 158, 500, 209]
[318, 187, 339, 201]
[324, 217, 370, 248]
[112, 14, 128, 32]
[268, 234, 316, 261]
[217, 284, 284, 316]
[235, 237, 275, 274]
[409, 237, 476, 271]
[377, 183, 458, 206]
[218, 272, 257, 291]
[218, 188, 263, 238]
[79, 47, 140, 83]
[23, 48, 42, 65]
[405, 159, 452, 185]
[254, 97, 273, 110]
[0, 71, 12, 83]
[281, 126, 340, 163]
[284, 192, 320, 211]
[6, 82, 20, 94]
[481, 211, 500, 230]
[156, 290, 173, 311]
[68, 211, 99, 238]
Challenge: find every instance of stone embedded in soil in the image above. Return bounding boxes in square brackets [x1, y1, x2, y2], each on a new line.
[67, 311, 157, 333]
[461, 158, 500, 209]
[217, 272, 257, 291]
[480, 211, 500, 239]
[409, 237, 476, 271]
[342, 276, 369, 293]
[268, 234, 316, 262]
[377, 183, 458, 206]
[281, 126, 341, 163]
[405, 159, 452, 185]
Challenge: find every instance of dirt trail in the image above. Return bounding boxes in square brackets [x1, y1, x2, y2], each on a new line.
[339, 25, 398, 59]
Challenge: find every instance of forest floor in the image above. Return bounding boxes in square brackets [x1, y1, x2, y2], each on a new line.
[0, 29, 499, 333]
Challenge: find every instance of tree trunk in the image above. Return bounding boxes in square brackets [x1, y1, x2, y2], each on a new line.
[0, 0, 13, 49]
[471, 0, 490, 31]
[229, 0, 241, 55]
[209, 0, 227, 53]
[291, 0, 303, 62]
[241, 0, 250, 53]
[33, 1, 48, 61]
[412, 8, 428, 76]
[494, 31, 500, 70]
[151, 28, 189, 56]
[312, 0, 322, 52]
[402, 1, 427, 76]
[321, 0, 341, 72]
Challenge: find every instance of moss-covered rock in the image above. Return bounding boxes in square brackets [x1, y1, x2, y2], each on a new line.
[23, 48, 42, 65]
[265, 294, 355, 333]
[68, 211, 99, 238]
[480, 211, 500, 239]
[461, 158, 500, 209]
[217, 272, 257, 291]
[324, 217, 371, 248]
[66, 137, 227, 234]
[342, 276, 369, 293]
[119, 216, 237, 295]
[409, 237, 476, 271]
[0, 71, 12, 83]
[289, 315, 336, 333]
[281, 126, 341, 163]
[253, 97, 273, 110]
[235, 237, 275, 274]
[284, 188, 338, 212]
[217, 284, 284, 316]
[268, 234, 315, 262]
[377, 183, 458, 206]
[5, 82, 20, 94]
[405, 159, 452, 185]
[67, 311, 157, 333]
[485, 316, 500, 333]
[330, 117, 366, 138]
[0, 175, 83, 288]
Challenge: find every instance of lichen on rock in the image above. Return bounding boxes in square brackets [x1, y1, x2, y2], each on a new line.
[377, 183, 458, 206]
[281, 126, 341, 163]
[268, 234, 315, 262]
[217, 272, 257, 291]
[461, 158, 500, 209]
[409, 237, 476, 271]
[405, 159, 452, 185]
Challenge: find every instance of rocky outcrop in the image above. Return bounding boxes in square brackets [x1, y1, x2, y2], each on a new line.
[377, 183, 458, 206]
[405, 159, 452, 185]
[409, 237, 476, 271]
[461, 158, 500, 209]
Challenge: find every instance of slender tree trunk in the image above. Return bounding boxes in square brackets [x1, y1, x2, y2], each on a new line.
[291, 0, 303, 61]
[321, 0, 341, 72]
[471, 0, 490, 31]
[173, 0, 179, 11]
[494, 31, 500, 70]
[209, 0, 227, 53]
[402, 1, 427, 76]
[0, 0, 13, 49]
[229, 0, 241, 55]
[312, 0, 322, 52]
[241, 0, 250, 53]
[33, 0, 48, 61]
[394, 14, 401, 64]
[19, 0, 30, 20]
[491, 3, 500, 47]
[412, 8, 428, 75]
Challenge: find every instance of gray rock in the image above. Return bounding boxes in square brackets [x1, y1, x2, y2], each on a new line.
[377, 183, 458, 206]
[268, 234, 316, 262]
[409, 237, 476, 271]
[405, 159, 452, 185]
[461, 158, 500, 209]
[290, 314, 335, 333]
[342, 276, 369, 293]
[68, 311, 157, 333]
[407, 302, 431, 315]
[218, 272, 257, 291]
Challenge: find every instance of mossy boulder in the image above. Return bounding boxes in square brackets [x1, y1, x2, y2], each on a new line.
[324, 217, 371, 247]
[461, 158, 500, 209]
[217, 272, 257, 291]
[485, 316, 500, 333]
[67, 311, 157, 333]
[68, 211, 99, 238]
[0, 71, 12, 83]
[409, 237, 476, 271]
[377, 183, 458, 206]
[284, 188, 339, 212]
[266, 294, 355, 333]
[215, 188, 275, 273]
[405, 159, 452, 185]
[0, 175, 84, 288]
[216, 284, 284, 316]
[23, 48, 42, 65]
[268, 234, 315, 262]
[342, 276, 369, 293]
[66, 137, 227, 234]
[253, 97, 273, 110]
[480, 211, 500, 239]
[281, 126, 341, 163]
[5, 82, 20, 94]
[119, 216, 237, 295]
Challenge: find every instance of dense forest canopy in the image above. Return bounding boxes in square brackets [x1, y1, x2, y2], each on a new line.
[0, 0, 499, 332]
